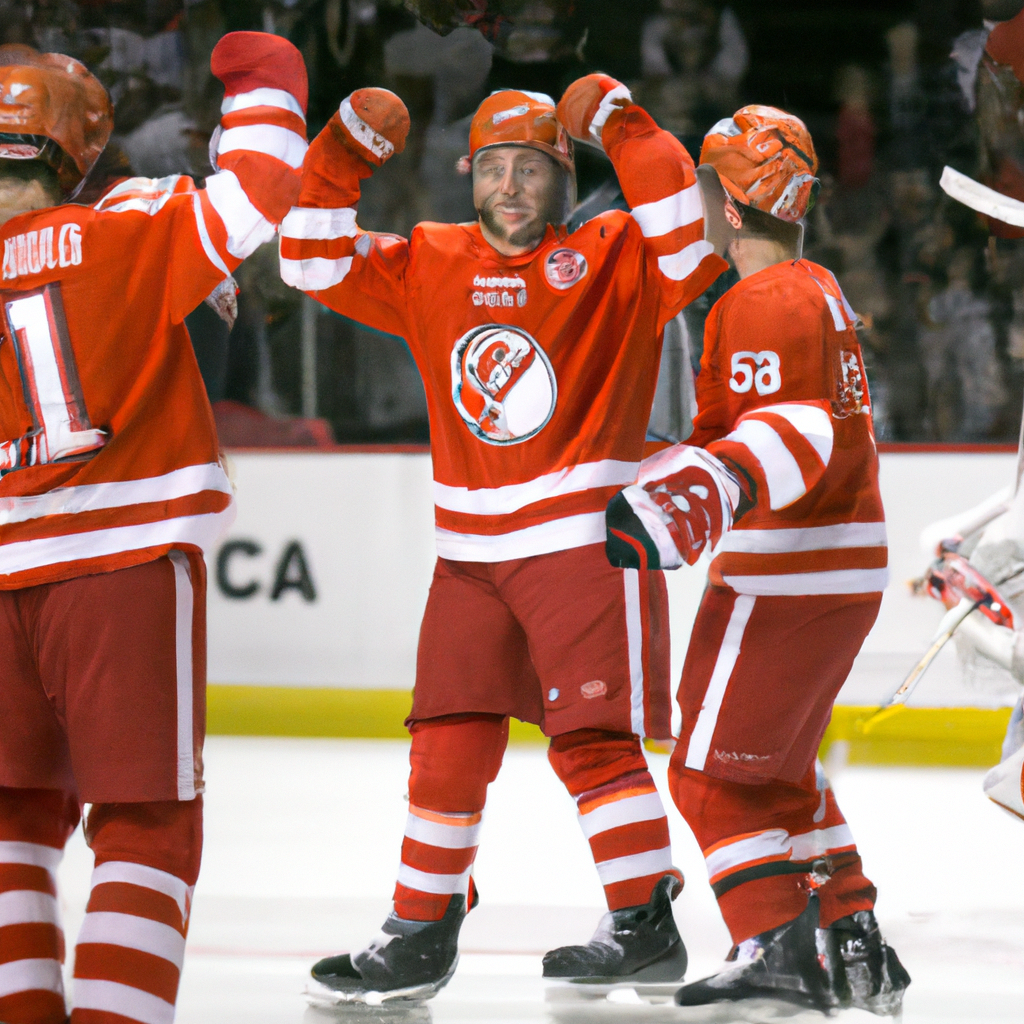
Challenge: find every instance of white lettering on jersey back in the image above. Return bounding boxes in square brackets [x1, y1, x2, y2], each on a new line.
[2, 224, 81, 280]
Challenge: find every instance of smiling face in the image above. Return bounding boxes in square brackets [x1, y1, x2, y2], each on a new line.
[473, 145, 567, 257]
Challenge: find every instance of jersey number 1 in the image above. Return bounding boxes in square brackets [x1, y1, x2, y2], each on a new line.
[1, 284, 106, 472]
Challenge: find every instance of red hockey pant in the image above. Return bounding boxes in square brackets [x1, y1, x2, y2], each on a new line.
[0, 786, 202, 1024]
[393, 714, 681, 921]
[668, 586, 881, 944]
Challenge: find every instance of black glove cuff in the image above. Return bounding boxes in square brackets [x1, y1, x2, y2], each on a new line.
[605, 491, 662, 570]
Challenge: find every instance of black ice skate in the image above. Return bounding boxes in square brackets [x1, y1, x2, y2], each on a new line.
[305, 893, 469, 1006]
[674, 893, 836, 1014]
[821, 910, 911, 1016]
[542, 873, 688, 984]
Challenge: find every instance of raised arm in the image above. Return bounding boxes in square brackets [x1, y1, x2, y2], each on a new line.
[556, 74, 727, 327]
[94, 31, 307, 323]
[278, 89, 413, 339]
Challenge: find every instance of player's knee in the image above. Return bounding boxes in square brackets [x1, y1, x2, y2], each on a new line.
[85, 796, 203, 885]
[408, 713, 508, 811]
[547, 728, 646, 794]
[0, 786, 80, 847]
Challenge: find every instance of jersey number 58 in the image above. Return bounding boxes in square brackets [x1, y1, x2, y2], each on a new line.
[729, 350, 782, 396]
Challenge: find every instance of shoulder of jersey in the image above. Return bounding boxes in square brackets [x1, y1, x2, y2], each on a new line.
[720, 259, 827, 315]
[570, 208, 631, 239]
[92, 174, 198, 215]
[412, 220, 478, 249]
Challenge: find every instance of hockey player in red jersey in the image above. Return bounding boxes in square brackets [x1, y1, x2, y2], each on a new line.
[281, 78, 726, 1001]
[605, 106, 911, 1016]
[0, 35, 307, 1024]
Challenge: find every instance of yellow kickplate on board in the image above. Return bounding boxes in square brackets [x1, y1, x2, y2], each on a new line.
[207, 686, 1012, 764]
[822, 705, 1012, 767]
[205, 685, 546, 743]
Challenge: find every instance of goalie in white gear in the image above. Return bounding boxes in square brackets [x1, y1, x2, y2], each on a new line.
[917, 483, 1024, 820]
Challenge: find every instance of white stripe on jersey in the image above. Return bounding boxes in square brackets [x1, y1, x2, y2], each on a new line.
[0, 463, 232, 526]
[192, 193, 231, 277]
[721, 567, 890, 596]
[340, 97, 394, 160]
[95, 175, 184, 216]
[204, 169, 277, 259]
[715, 522, 887, 555]
[281, 206, 358, 241]
[0, 507, 235, 578]
[280, 255, 354, 291]
[749, 403, 834, 466]
[631, 183, 702, 238]
[657, 239, 714, 281]
[222, 87, 305, 119]
[726, 418, 807, 510]
[589, 84, 633, 144]
[433, 459, 638, 516]
[217, 124, 307, 169]
[434, 511, 606, 562]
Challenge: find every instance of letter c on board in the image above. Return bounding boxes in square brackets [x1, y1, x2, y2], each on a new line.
[216, 539, 262, 598]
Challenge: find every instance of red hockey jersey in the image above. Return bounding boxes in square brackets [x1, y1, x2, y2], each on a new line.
[0, 88, 306, 588]
[687, 258, 887, 595]
[281, 102, 726, 561]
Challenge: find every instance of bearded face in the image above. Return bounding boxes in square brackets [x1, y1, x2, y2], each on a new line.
[473, 145, 572, 254]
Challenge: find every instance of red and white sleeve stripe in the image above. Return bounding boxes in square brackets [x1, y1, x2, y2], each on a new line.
[203, 87, 308, 261]
[279, 206, 359, 291]
[631, 181, 714, 284]
[601, 105, 721, 305]
[709, 401, 834, 511]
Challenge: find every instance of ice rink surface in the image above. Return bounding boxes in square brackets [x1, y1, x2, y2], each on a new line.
[56, 736, 1024, 1024]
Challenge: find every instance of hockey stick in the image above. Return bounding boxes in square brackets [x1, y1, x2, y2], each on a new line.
[860, 599, 982, 733]
[863, 561, 1024, 733]
[940, 166, 1024, 227]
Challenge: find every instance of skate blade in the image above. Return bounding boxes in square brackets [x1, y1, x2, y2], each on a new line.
[546, 981, 681, 1005]
[304, 975, 446, 1010]
[673, 999, 832, 1023]
[674, 999, 884, 1023]
[303, 1000, 431, 1024]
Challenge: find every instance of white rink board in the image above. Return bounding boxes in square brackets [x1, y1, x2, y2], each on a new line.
[207, 450, 1018, 704]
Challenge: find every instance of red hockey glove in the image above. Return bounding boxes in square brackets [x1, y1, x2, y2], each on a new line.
[606, 447, 739, 571]
[211, 31, 309, 115]
[210, 31, 308, 224]
[556, 73, 632, 149]
[333, 88, 410, 168]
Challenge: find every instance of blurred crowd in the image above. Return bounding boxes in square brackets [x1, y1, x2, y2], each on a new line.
[5, 0, 1024, 444]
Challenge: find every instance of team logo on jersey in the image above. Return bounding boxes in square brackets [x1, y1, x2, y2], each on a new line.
[451, 324, 557, 444]
[544, 247, 587, 290]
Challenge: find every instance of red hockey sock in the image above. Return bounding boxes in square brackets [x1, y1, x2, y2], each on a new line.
[669, 760, 876, 943]
[71, 798, 202, 1024]
[0, 787, 79, 1024]
[549, 730, 681, 911]
[393, 714, 508, 922]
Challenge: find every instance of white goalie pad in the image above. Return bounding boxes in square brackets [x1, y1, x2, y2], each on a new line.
[983, 743, 1024, 822]
[940, 166, 1024, 227]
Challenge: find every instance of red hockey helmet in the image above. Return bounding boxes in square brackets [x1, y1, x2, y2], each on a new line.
[464, 89, 574, 173]
[700, 105, 819, 223]
[0, 45, 113, 194]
